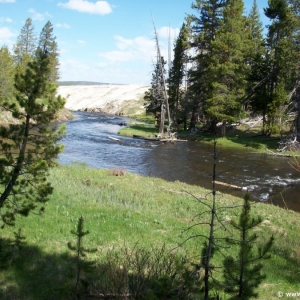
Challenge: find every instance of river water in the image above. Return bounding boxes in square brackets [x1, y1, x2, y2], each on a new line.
[58, 111, 300, 212]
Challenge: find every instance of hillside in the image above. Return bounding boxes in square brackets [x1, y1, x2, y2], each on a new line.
[57, 84, 150, 115]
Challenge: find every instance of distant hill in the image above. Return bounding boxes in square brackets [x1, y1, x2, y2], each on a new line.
[58, 81, 127, 86]
[57, 84, 150, 115]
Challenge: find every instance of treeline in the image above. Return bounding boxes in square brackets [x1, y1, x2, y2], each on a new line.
[145, 0, 300, 139]
[0, 18, 59, 101]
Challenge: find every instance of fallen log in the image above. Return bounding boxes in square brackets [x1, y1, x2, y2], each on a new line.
[132, 135, 187, 142]
[214, 180, 247, 190]
[160, 138, 188, 142]
[108, 136, 121, 142]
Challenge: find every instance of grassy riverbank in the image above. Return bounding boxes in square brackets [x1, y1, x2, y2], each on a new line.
[0, 164, 299, 299]
[119, 122, 300, 155]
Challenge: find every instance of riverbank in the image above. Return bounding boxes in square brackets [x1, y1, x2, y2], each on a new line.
[0, 164, 299, 299]
[118, 122, 300, 156]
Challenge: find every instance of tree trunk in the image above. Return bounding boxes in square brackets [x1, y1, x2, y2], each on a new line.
[211, 119, 217, 135]
[0, 114, 30, 208]
[221, 121, 226, 137]
[190, 101, 200, 132]
[296, 95, 300, 142]
[159, 104, 165, 136]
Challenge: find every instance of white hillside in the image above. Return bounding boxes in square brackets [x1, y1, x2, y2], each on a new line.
[57, 84, 150, 114]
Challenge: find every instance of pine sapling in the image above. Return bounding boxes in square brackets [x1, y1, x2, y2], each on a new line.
[68, 216, 97, 296]
[223, 193, 274, 299]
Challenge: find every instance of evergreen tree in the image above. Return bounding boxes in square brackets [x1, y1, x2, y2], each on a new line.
[144, 56, 167, 134]
[187, 0, 225, 132]
[223, 193, 274, 299]
[38, 21, 60, 82]
[263, 0, 300, 135]
[245, 0, 270, 130]
[168, 23, 189, 132]
[205, 0, 249, 136]
[13, 18, 36, 72]
[0, 44, 65, 226]
[0, 46, 15, 99]
[68, 216, 97, 296]
[13, 18, 37, 78]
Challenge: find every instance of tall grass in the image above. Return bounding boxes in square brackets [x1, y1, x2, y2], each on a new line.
[0, 164, 299, 299]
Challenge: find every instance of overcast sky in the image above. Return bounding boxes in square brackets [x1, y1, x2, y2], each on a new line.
[1, 0, 269, 84]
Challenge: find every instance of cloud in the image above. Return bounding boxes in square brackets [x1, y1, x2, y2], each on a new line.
[58, 0, 112, 15]
[59, 58, 150, 84]
[99, 35, 156, 63]
[77, 40, 86, 44]
[156, 26, 179, 40]
[0, 26, 17, 46]
[0, 0, 16, 3]
[56, 23, 70, 29]
[0, 17, 13, 23]
[28, 8, 52, 21]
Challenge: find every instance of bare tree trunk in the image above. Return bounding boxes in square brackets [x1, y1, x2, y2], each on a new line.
[159, 104, 165, 135]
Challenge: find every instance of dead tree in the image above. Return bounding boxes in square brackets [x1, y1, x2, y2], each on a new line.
[152, 18, 172, 138]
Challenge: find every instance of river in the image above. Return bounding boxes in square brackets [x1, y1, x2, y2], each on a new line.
[58, 111, 300, 212]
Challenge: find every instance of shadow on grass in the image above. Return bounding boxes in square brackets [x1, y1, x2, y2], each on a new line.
[266, 244, 300, 285]
[0, 238, 192, 299]
[1, 233, 300, 299]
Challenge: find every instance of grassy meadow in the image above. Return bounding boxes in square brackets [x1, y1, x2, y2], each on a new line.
[0, 163, 299, 299]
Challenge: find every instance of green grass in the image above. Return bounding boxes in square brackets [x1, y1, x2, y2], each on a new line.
[118, 123, 158, 138]
[0, 164, 299, 299]
[119, 120, 300, 155]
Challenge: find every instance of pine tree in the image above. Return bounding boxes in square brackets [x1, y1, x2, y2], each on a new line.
[168, 23, 188, 132]
[263, 0, 300, 135]
[68, 216, 97, 296]
[38, 21, 60, 82]
[205, 0, 249, 137]
[187, 0, 225, 132]
[245, 0, 270, 131]
[0, 44, 65, 226]
[144, 56, 167, 133]
[13, 18, 36, 73]
[0, 46, 15, 99]
[223, 193, 274, 299]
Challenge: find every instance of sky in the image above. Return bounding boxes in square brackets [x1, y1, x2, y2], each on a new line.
[0, 0, 270, 84]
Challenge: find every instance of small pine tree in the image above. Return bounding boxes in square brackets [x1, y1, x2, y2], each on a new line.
[10, 228, 26, 263]
[223, 193, 274, 299]
[68, 216, 97, 296]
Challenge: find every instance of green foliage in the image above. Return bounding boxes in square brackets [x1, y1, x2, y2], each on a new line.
[13, 18, 36, 68]
[0, 24, 65, 226]
[0, 46, 15, 99]
[144, 57, 166, 116]
[38, 21, 59, 83]
[67, 216, 97, 295]
[205, 0, 249, 136]
[168, 23, 189, 132]
[223, 193, 274, 299]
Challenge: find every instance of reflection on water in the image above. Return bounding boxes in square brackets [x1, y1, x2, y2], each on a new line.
[58, 112, 300, 212]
